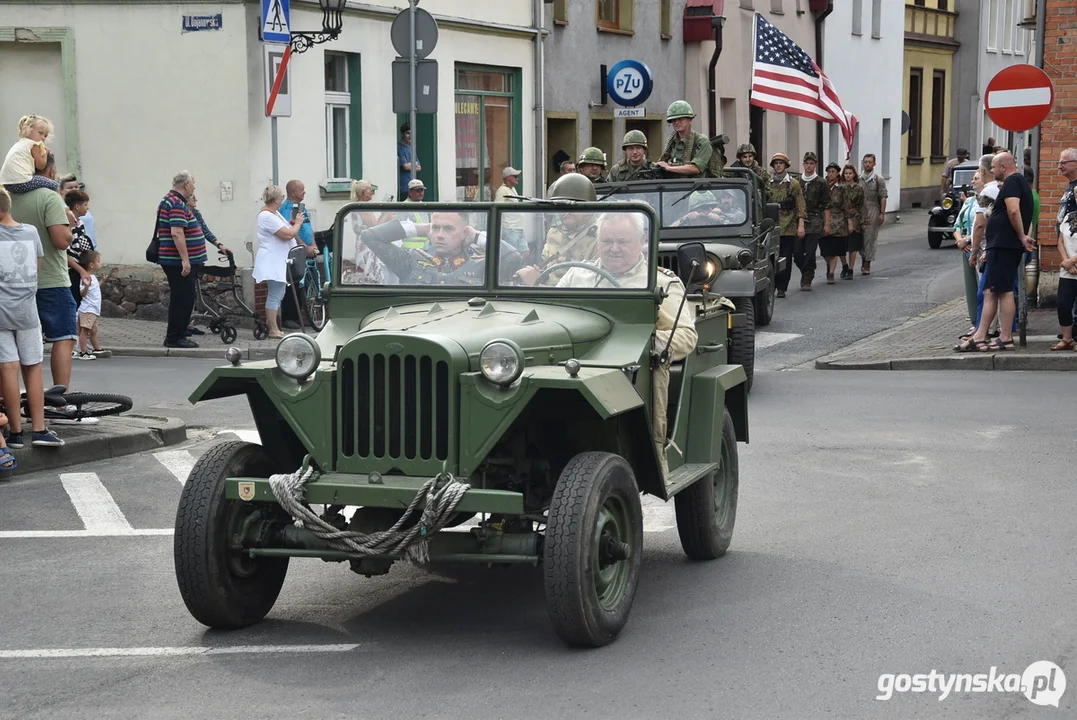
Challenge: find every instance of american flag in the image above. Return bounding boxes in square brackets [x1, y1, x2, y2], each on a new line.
[750, 13, 857, 156]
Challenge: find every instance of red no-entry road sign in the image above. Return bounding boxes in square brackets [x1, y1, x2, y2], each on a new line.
[985, 65, 1055, 132]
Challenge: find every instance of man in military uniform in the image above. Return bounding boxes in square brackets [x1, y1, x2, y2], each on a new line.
[577, 147, 608, 183]
[359, 211, 485, 286]
[729, 143, 770, 184]
[656, 101, 712, 178]
[557, 211, 698, 481]
[670, 190, 744, 227]
[514, 174, 600, 285]
[859, 153, 888, 275]
[796, 151, 829, 290]
[766, 153, 807, 298]
[608, 130, 656, 182]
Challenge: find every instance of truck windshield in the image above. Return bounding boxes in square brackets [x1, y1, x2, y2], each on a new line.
[497, 208, 655, 290]
[339, 208, 491, 287]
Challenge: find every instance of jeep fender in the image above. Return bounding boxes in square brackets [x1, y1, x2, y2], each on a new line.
[710, 269, 757, 297]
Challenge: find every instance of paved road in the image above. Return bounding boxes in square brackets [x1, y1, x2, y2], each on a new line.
[2, 371, 1073, 718]
[754, 211, 966, 373]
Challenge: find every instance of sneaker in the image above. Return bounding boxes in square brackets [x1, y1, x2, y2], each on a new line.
[31, 429, 64, 447]
[91, 349, 112, 358]
[776, 290, 786, 298]
[75, 352, 97, 361]
[7, 432, 24, 449]
[185, 327, 205, 336]
[800, 283, 812, 291]
[164, 339, 199, 349]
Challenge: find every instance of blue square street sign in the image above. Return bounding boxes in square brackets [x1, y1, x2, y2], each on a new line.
[261, 0, 291, 44]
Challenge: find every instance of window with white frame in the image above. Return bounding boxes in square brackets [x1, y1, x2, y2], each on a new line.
[325, 52, 350, 180]
[987, 0, 998, 51]
[1002, 0, 1014, 52]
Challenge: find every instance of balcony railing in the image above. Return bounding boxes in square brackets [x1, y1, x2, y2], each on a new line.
[905, 5, 957, 44]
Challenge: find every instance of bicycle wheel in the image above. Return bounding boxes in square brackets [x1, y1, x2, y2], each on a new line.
[45, 392, 133, 419]
[303, 268, 327, 331]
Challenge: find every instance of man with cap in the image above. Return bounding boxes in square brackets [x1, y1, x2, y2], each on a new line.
[494, 166, 529, 256]
[766, 153, 806, 298]
[609, 131, 656, 182]
[398, 179, 429, 250]
[860, 153, 889, 275]
[577, 147, 609, 183]
[656, 100, 712, 177]
[404, 178, 426, 203]
[797, 152, 829, 290]
[397, 123, 422, 201]
[941, 148, 971, 195]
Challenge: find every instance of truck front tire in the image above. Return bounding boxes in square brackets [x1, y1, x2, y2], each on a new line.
[729, 297, 756, 393]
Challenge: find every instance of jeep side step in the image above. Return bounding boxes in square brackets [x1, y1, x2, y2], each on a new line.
[663, 462, 720, 499]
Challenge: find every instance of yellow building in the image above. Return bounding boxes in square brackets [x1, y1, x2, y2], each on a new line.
[902, 0, 959, 208]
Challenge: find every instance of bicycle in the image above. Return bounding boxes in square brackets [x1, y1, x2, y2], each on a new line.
[18, 385, 133, 423]
[299, 235, 333, 331]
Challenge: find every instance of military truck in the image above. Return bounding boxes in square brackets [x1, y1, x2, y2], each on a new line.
[596, 169, 781, 391]
[174, 199, 749, 648]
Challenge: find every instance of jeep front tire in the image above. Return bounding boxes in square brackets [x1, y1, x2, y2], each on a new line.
[729, 297, 756, 393]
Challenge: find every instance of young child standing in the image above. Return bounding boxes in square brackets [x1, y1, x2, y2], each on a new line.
[0, 115, 59, 194]
[76, 250, 108, 360]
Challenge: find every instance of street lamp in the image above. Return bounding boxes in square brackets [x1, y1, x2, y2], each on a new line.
[290, 0, 347, 54]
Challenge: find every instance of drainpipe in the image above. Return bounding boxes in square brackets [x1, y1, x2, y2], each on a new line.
[533, 0, 545, 193]
[814, 1, 833, 158]
[707, 15, 725, 138]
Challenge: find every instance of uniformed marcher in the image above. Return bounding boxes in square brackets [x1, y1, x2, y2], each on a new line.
[859, 153, 888, 275]
[359, 211, 486, 286]
[820, 162, 847, 283]
[656, 101, 712, 178]
[608, 130, 657, 182]
[766, 153, 806, 298]
[557, 211, 698, 482]
[729, 143, 771, 185]
[577, 147, 609, 183]
[796, 151, 829, 290]
[839, 163, 866, 280]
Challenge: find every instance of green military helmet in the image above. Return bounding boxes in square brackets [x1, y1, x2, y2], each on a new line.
[546, 172, 598, 201]
[737, 143, 757, 158]
[687, 190, 718, 213]
[666, 100, 695, 122]
[577, 146, 607, 169]
[621, 129, 648, 149]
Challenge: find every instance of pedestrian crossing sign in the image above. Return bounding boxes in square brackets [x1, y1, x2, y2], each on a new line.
[261, 0, 291, 44]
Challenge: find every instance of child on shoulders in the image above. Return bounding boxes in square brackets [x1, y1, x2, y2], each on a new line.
[0, 115, 59, 194]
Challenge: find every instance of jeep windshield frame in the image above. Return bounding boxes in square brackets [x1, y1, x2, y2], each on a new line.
[595, 178, 753, 232]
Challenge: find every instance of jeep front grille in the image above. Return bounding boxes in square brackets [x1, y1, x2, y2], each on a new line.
[339, 352, 450, 463]
[658, 254, 679, 276]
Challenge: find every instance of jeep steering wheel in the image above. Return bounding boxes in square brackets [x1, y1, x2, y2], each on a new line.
[533, 262, 622, 288]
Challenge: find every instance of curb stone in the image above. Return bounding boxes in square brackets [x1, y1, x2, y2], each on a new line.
[3, 415, 187, 476]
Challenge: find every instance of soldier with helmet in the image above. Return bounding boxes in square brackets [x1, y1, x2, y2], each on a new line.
[729, 143, 770, 184]
[514, 173, 601, 286]
[766, 152, 807, 298]
[656, 101, 712, 178]
[608, 130, 657, 182]
[577, 147, 609, 183]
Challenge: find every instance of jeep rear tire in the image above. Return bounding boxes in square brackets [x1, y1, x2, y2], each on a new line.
[675, 409, 739, 560]
[754, 263, 776, 326]
[543, 452, 643, 647]
[729, 297, 756, 393]
[174, 441, 290, 629]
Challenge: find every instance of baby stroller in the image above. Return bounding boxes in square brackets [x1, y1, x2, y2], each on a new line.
[193, 252, 268, 343]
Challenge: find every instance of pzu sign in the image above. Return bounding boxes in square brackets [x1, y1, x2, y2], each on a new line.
[606, 59, 653, 107]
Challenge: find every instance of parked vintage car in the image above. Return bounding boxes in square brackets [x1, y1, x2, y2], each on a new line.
[174, 197, 749, 647]
[928, 161, 979, 249]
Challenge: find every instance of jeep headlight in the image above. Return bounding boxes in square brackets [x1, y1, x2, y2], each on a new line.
[275, 333, 321, 381]
[704, 254, 722, 283]
[942, 197, 954, 210]
[480, 340, 523, 386]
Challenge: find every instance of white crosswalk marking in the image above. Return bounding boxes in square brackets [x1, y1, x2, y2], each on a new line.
[59, 473, 134, 535]
[154, 450, 196, 484]
[755, 331, 802, 350]
[217, 429, 261, 444]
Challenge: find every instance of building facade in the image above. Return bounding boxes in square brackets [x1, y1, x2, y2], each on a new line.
[684, 0, 824, 171]
[820, 0, 905, 209]
[901, 0, 961, 208]
[0, 0, 541, 267]
[543, 0, 688, 187]
[951, 0, 1036, 167]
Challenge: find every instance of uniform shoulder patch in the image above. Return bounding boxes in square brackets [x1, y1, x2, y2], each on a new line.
[658, 266, 678, 278]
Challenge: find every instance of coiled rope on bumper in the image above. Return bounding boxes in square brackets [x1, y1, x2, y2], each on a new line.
[268, 466, 471, 563]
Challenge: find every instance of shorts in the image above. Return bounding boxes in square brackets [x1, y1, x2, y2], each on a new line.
[984, 247, 1023, 293]
[36, 286, 78, 343]
[0, 327, 45, 366]
[78, 312, 99, 331]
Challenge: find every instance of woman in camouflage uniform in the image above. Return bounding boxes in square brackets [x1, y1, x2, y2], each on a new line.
[839, 163, 865, 280]
[820, 162, 847, 284]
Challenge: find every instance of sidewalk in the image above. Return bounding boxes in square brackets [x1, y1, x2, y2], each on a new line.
[812, 298, 1077, 371]
[86, 318, 301, 361]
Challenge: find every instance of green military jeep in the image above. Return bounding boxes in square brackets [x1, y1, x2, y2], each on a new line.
[596, 170, 781, 391]
[174, 199, 749, 647]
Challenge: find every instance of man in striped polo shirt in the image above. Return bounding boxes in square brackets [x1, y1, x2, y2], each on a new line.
[156, 171, 227, 348]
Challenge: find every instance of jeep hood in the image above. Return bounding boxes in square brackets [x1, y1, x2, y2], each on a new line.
[355, 300, 612, 357]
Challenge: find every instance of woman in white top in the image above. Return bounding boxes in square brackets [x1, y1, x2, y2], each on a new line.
[252, 185, 305, 339]
[1053, 200, 1077, 350]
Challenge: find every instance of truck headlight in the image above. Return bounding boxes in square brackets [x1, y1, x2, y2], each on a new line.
[276, 334, 321, 380]
[480, 340, 523, 386]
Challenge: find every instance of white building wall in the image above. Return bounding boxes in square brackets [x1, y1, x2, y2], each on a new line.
[821, 0, 905, 209]
[974, 0, 1036, 159]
